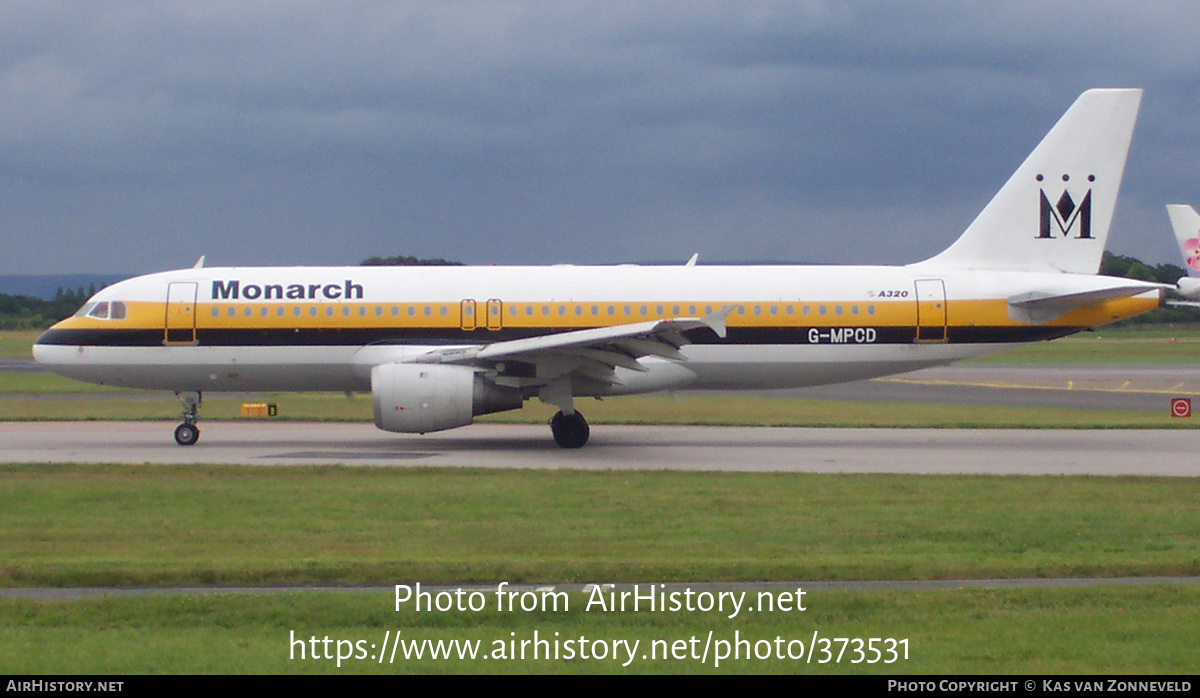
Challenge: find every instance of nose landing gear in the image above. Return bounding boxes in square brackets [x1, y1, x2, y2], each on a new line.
[174, 391, 202, 446]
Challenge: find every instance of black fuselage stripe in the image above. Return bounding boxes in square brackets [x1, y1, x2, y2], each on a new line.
[35, 326, 1080, 348]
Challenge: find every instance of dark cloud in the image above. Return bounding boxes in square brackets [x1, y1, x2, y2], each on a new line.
[2, 1, 1200, 273]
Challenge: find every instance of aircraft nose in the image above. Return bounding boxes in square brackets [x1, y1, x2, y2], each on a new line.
[30, 330, 91, 385]
[31, 327, 70, 368]
[31, 333, 51, 364]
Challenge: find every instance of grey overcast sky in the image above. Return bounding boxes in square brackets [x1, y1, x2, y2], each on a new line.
[3, 1, 1200, 275]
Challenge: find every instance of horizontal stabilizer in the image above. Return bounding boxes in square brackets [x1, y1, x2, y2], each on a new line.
[1008, 281, 1163, 325]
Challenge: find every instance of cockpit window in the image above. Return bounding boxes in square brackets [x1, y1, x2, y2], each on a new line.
[73, 301, 127, 320]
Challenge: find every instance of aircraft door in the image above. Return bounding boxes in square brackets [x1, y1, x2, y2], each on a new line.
[165, 282, 198, 344]
[914, 279, 947, 343]
[460, 299, 477, 330]
[486, 299, 503, 330]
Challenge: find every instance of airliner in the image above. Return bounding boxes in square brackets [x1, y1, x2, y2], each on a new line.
[34, 89, 1165, 448]
[1166, 204, 1200, 300]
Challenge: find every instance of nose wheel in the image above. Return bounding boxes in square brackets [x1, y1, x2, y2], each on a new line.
[174, 422, 200, 446]
[550, 410, 589, 449]
[174, 391, 202, 446]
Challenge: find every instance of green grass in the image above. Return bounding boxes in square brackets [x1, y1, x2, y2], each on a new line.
[1, 391, 1197, 429]
[3, 466, 1199, 588]
[0, 330, 39, 360]
[968, 328, 1200, 364]
[0, 372, 134, 394]
[1, 585, 1196, 673]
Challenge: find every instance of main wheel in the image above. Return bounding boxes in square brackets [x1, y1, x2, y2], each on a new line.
[174, 423, 200, 446]
[550, 410, 589, 449]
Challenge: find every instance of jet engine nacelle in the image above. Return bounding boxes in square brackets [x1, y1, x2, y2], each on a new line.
[371, 363, 523, 434]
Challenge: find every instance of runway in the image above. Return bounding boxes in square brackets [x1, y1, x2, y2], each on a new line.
[2, 421, 1197, 475]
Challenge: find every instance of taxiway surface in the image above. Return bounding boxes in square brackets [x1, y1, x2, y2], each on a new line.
[2, 421, 1196, 475]
[5, 362, 1198, 474]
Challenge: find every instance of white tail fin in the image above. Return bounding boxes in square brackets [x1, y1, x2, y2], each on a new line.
[1166, 204, 1200, 278]
[916, 89, 1142, 274]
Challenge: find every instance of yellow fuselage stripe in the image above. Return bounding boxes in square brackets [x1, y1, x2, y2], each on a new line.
[51, 295, 1159, 334]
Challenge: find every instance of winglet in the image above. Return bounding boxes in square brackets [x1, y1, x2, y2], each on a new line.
[700, 305, 733, 339]
[685, 253, 699, 267]
[193, 256, 206, 269]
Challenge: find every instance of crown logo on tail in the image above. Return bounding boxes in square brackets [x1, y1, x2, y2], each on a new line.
[1037, 173, 1094, 240]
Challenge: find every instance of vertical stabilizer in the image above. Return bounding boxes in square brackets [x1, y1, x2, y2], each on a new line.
[916, 89, 1142, 274]
[1166, 204, 1200, 278]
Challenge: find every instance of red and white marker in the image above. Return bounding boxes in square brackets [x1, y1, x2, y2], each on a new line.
[1171, 398, 1191, 418]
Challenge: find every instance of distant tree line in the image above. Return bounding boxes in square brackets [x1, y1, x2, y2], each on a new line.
[1099, 252, 1200, 324]
[1100, 251, 1187, 285]
[0, 286, 95, 330]
[360, 255, 463, 266]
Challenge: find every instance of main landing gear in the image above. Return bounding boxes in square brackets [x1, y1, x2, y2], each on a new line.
[550, 410, 589, 449]
[174, 391, 202, 446]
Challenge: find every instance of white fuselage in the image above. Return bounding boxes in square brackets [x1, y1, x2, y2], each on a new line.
[33, 264, 1160, 395]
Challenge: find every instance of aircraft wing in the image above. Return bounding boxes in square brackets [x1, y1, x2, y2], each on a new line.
[405, 308, 731, 384]
[1008, 282, 1165, 325]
